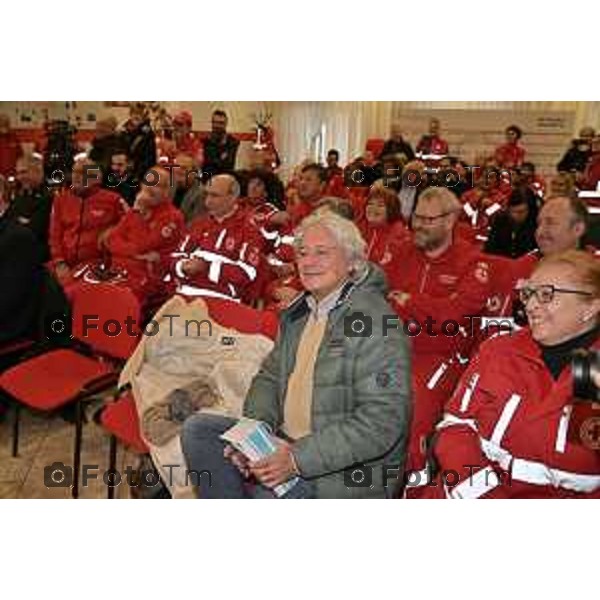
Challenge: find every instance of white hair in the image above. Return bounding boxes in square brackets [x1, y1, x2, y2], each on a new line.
[294, 210, 368, 278]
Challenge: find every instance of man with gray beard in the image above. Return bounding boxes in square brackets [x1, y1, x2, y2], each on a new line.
[383, 187, 492, 494]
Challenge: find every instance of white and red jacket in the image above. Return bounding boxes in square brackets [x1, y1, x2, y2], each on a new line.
[458, 186, 511, 244]
[385, 236, 493, 474]
[172, 206, 263, 303]
[49, 187, 128, 267]
[424, 329, 600, 498]
[104, 200, 185, 299]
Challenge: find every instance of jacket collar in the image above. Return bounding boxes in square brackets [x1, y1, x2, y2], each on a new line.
[283, 267, 371, 324]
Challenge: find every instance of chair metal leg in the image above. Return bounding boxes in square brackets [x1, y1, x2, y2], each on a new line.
[72, 401, 83, 499]
[12, 403, 20, 457]
[108, 435, 117, 499]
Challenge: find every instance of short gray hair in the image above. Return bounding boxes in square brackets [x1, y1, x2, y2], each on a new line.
[417, 186, 461, 213]
[294, 210, 367, 278]
[213, 173, 240, 198]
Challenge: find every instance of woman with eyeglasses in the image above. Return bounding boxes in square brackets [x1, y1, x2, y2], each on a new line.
[417, 250, 600, 498]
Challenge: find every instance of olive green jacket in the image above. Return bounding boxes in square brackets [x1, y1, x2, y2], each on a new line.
[244, 265, 412, 498]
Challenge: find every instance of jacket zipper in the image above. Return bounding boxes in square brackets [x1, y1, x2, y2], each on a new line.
[419, 262, 430, 293]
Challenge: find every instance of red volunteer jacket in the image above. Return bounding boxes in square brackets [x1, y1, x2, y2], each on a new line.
[105, 200, 185, 297]
[385, 236, 493, 473]
[494, 142, 526, 169]
[427, 329, 600, 498]
[416, 135, 448, 157]
[49, 187, 128, 266]
[362, 221, 411, 267]
[172, 205, 263, 302]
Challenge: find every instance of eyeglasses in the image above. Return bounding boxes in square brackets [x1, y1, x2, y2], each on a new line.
[517, 284, 593, 305]
[411, 211, 453, 225]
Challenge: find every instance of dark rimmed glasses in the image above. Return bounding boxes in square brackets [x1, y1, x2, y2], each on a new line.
[517, 284, 593, 305]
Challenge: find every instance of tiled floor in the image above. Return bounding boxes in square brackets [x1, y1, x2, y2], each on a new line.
[0, 408, 139, 499]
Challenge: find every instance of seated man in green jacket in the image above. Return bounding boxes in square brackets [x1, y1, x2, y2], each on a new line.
[181, 210, 412, 498]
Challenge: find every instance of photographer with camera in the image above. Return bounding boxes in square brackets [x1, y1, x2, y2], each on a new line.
[427, 250, 600, 498]
[182, 211, 411, 498]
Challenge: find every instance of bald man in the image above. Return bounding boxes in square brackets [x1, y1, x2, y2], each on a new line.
[172, 174, 263, 303]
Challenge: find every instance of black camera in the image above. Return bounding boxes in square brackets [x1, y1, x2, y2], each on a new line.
[572, 349, 600, 402]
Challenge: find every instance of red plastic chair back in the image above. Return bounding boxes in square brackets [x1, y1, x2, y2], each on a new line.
[71, 283, 142, 360]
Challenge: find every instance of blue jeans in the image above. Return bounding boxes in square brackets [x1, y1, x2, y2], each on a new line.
[181, 413, 315, 499]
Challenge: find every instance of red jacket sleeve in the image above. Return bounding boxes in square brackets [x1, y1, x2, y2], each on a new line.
[389, 256, 493, 340]
[105, 211, 138, 257]
[432, 346, 512, 498]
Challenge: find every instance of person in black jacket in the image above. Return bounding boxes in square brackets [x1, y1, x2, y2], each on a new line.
[381, 124, 415, 162]
[202, 110, 240, 176]
[557, 126, 595, 174]
[0, 208, 44, 345]
[3, 156, 53, 261]
[89, 116, 125, 176]
[484, 189, 539, 259]
[123, 109, 157, 181]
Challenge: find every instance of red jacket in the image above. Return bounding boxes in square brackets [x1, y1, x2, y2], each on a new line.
[0, 132, 22, 177]
[49, 187, 128, 266]
[177, 133, 204, 165]
[386, 236, 493, 357]
[105, 200, 184, 297]
[287, 197, 321, 227]
[172, 206, 263, 302]
[459, 186, 511, 243]
[386, 236, 493, 473]
[494, 142, 526, 169]
[416, 135, 448, 157]
[427, 329, 600, 498]
[363, 221, 410, 266]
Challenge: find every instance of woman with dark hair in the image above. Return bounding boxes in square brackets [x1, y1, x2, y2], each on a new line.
[494, 124, 526, 169]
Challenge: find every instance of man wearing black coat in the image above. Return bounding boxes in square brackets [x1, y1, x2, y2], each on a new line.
[381, 125, 415, 162]
[4, 157, 53, 261]
[0, 209, 44, 345]
[557, 127, 595, 174]
[202, 110, 240, 176]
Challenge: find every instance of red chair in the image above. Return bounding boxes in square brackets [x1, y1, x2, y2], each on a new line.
[0, 283, 142, 498]
[99, 296, 279, 498]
